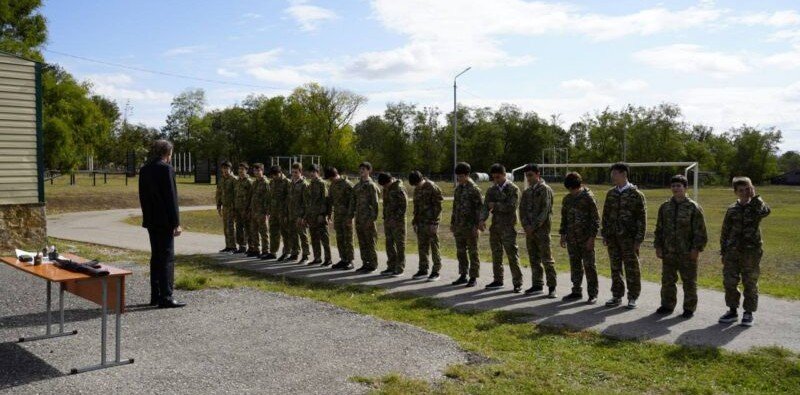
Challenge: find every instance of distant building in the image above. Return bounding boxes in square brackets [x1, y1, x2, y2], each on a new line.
[772, 170, 800, 186]
[0, 51, 46, 254]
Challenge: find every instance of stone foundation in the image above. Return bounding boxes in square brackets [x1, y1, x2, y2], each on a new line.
[0, 203, 47, 255]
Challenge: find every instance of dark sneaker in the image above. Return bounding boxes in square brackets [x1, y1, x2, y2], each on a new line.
[512, 285, 522, 293]
[412, 270, 429, 280]
[681, 310, 694, 319]
[341, 262, 355, 270]
[562, 292, 582, 301]
[485, 281, 504, 289]
[380, 268, 395, 276]
[625, 298, 638, 309]
[427, 272, 440, 282]
[451, 275, 468, 286]
[308, 259, 323, 266]
[333, 260, 345, 266]
[466, 278, 477, 287]
[587, 296, 598, 305]
[287, 254, 298, 262]
[246, 251, 260, 258]
[391, 270, 404, 277]
[263, 253, 277, 260]
[321, 260, 333, 267]
[655, 306, 674, 315]
[718, 309, 738, 324]
[235, 247, 247, 254]
[297, 255, 309, 264]
[740, 312, 754, 327]
[546, 287, 558, 299]
[605, 297, 622, 307]
[219, 248, 231, 253]
[524, 286, 544, 296]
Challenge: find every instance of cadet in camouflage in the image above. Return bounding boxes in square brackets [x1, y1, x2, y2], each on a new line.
[718, 177, 771, 326]
[269, 166, 291, 260]
[601, 163, 646, 308]
[654, 175, 708, 317]
[379, 172, 407, 275]
[519, 164, 557, 298]
[326, 167, 355, 269]
[480, 164, 523, 292]
[287, 162, 310, 263]
[234, 163, 255, 255]
[249, 163, 271, 258]
[305, 164, 332, 265]
[353, 162, 380, 272]
[558, 172, 600, 303]
[409, 171, 443, 281]
[450, 162, 482, 287]
[216, 161, 238, 252]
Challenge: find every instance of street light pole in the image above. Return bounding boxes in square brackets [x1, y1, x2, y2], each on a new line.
[453, 66, 471, 184]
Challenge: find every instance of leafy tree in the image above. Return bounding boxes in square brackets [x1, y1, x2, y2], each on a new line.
[0, 0, 47, 61]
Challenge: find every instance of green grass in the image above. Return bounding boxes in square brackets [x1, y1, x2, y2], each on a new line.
[128, 184, 800, 300]
[49, 238, 800, 394]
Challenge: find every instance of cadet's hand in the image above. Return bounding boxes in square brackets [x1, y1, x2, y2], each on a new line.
[656, 248, 663, 259]
[585, 237, 595, 251]
[690, 249, 699, 261]
[478, 221, 486, 232]
[487, 202, 495, 211]
[174, 226, 183, 237]
[634, 242, 641, 255]
[559, 235, 566, 248]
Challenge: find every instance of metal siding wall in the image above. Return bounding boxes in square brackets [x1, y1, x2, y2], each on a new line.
[0, 53, 38, 205]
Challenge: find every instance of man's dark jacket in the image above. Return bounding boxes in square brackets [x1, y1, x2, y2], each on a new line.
[138, 159, 180, 230]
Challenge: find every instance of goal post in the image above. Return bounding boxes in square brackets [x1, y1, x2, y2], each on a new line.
[512, 162, 700, 202]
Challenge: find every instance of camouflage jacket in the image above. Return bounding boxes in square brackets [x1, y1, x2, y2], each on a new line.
[559, 187, 600, 244]
[451, 179, 483, 229]
[720, 196, 771, 253]
[249, 176, 271, 216]
[353, 178, 380, 224]
[519, 180, 553, 232]
[654, 197, 708, 256]
[481, 180, 520, 227]
[412, 179, 443, 226]
[329, 177, 354, 221]
[216, 174, 237, 208]
[382, 179, 407, 225]
[269, 175, 291, 217]
[601, 184, 647, 243]
[233, 176, 253, 212]
[288, 177, 307, 220]
[305, 177, 330, 222]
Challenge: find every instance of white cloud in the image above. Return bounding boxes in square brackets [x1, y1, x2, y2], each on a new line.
[762, 44, 800, 69]
[730, 10, 800, 27]
[633, 44, 750, 78]
[285, 1, 337, 31]
[247, 67, 316, 85]
[162, 45, 205, 57]
[560, 79, 595, 91]
[236, 49, 283, 68]
[768, 29, 800, 43]
[82, 73, 172, 106]
[216, 68, 238, 78]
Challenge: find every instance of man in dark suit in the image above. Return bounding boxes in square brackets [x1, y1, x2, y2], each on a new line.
[138, 140, 186, 308]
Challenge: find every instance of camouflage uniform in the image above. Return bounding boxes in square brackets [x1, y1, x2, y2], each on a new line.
[452, 179, 483, 278]
[481, 180, 522, 287]
[269, 174, 291, 255]
[383, 179, 408, 272]
[234, 175, 254, 251]
[601, 184, 647, 300]
[654, 196, 707, 312]
[520, 180, 556, 289]
[559, 187, 600, 297]
[249, 175, 271, 254]
[216, 174, 238, 249]
[329, 177, 355, 262]
[288, 177, 310, 257]
[413, 179, 443, 273]
[720, 196, 771, 312]
[306, 177, 331, 262]
[353, 178, 380, 269]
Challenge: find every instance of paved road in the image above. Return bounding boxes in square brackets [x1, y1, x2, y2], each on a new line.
[48, 207, 800, 353]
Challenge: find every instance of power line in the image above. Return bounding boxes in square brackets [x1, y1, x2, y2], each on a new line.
[43, 48, 289, 90]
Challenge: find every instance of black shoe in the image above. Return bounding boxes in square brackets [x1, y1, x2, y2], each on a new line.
[355, 265, 375, 273]
[287, 254, 298, 262]
[260, 253, 277, 260]
[341, 262, 355, 270]
[298, 255, 309, 264]
[246, 251, 260, 258]
[681, 310, 694, 319]
[308, 259, 322, 266]
[719, 309, 738, 324]
[412, 270, 429, 280]
[587, 296, 598, 304]
[562, 292, 582, 301]
[451, 275, 468, 286]
[524, 286, 544, 296]
[149, 297, 160, 306]
[321, 260, 333, 267]
[158, 299, 187, 308]
[427, 272, 440, 282]
[334, 260, 345, 266]
[219, 248, 231, 253]
[277, 253, 289, 262]
[466, 278, 477, 287]
[380, 268, 395, 276]
[655, 306, 674, 315]
[513, 285, 522, 293]
[485, 281, 504, 289]
[391, 270, 404, 277]
[546, 287, 558, 299]
[235, 247, 247, 254]
[740, 311, 754, 327]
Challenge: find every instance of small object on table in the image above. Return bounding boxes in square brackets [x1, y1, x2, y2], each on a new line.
[18, 254, 32, 263]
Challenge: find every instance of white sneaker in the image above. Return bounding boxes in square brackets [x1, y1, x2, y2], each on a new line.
[625, 298, 638, 309]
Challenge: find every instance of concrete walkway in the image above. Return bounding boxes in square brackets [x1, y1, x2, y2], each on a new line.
[49, 207, 800, 353]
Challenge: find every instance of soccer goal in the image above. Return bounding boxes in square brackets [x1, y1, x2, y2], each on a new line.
[512, 162, 700, 202]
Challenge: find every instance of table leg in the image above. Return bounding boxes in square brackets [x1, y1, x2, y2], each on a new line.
[18, 280, 77, 343]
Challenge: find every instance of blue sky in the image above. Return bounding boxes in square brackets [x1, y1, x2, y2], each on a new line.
[42, 0, 800, 151]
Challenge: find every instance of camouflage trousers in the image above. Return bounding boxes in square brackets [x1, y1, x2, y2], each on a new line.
[607, 237, 641, 299]
[234, 209, 253, 250]
[722, 248, 762, 312]
[416, 223, 441, 273]
[567, 241, 598, 297]
[526, 229, 556, 288]
[356, 220, 378, 269]
[384, 221, 406, 272]
[308, 216, 331, 262]
[454, 226, 480, 278]
[333, 217, 354, 262]
[287, 217, 309, 257]
[221, 206, 236, 249]
[249, 214, 269, 254]
[660, 254, 698, 312]
[489, 224, 522, 287]
[269, 213, 290, 255]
